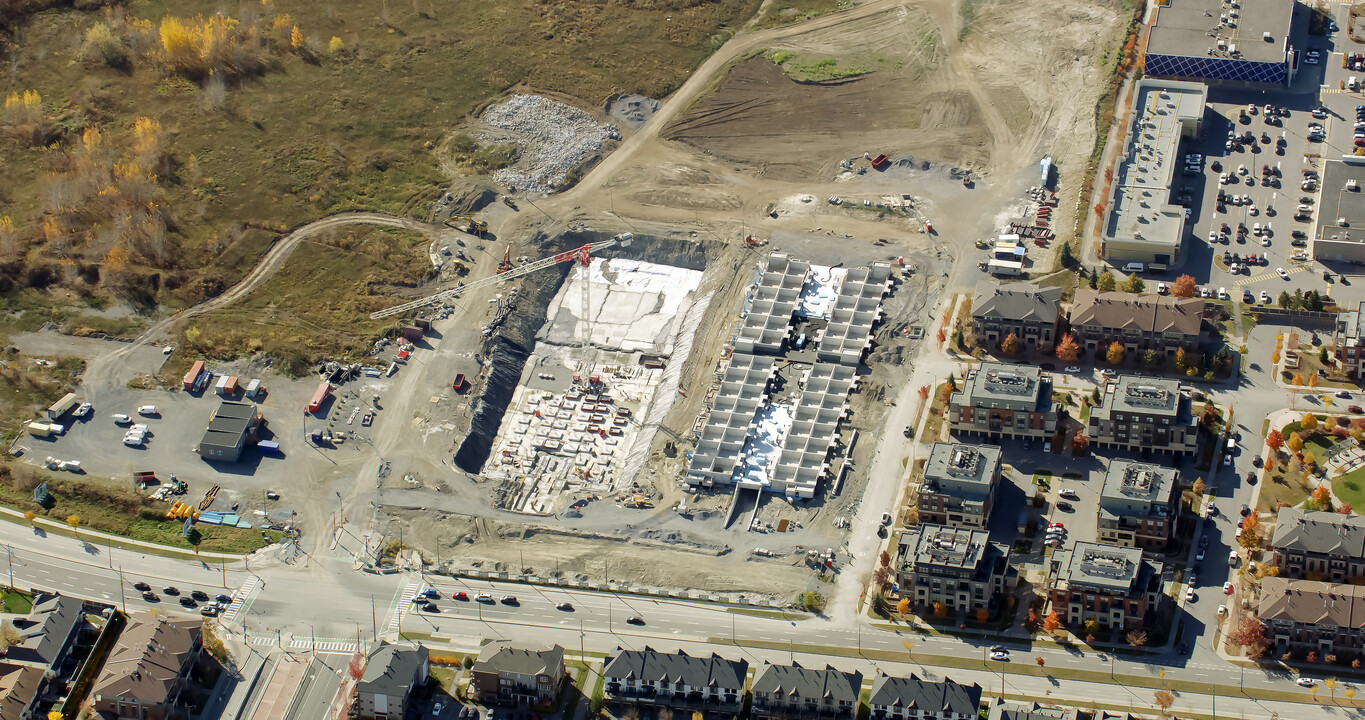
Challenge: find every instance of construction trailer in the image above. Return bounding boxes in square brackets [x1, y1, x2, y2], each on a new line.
[46, 393, 78, 421]
[183, 361, 206, 391]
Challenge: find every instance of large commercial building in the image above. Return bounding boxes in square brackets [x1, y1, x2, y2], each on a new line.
[918, 443, 1002, 530]
[1097, 460, 1180, 551]
[948, 363, 1058, 441]
[1143, 0, 1295, 86]
[1087, 375, 1199, 455]
[1100, 79, 1208, 267]
[970, 281, 1063, 353]
[895, 524, 1014, 619]
[1047, 542, 1165, 632]
[1313, 160, 1365, 265]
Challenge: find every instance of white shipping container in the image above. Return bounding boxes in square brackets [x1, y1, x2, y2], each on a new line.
[246, 379, 261, 397]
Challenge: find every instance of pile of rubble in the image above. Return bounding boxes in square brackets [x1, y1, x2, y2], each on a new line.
[480, 94, 619, 194]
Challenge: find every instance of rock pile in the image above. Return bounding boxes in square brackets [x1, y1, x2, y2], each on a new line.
[480, 94, 618, 194]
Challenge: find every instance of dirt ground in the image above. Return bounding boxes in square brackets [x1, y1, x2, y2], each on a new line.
[362, 0, 1128, 602]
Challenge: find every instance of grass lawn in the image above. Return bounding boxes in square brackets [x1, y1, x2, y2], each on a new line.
[1, 590, 32, 614]
[0, 466, 280, 554]
[1257, 470, 1312, 512]
[1335, 466, 1365, 510]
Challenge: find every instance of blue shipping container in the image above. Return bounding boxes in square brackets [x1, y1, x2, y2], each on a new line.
[258, 440, 280, 453]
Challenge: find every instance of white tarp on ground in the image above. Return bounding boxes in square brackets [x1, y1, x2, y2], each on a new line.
[795, 265, 847, 319]
[734, 403, 793, 488]
[541, 258, 704, 355]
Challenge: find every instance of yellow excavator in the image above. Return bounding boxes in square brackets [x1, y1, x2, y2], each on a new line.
[446, 215, 488, 234]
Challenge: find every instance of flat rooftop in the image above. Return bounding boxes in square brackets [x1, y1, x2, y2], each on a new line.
[904, 524, 992, 572]
[1104, 80, 1207, 253]
[923, 443, 1001, 499]
[1146, 0, 1293, 64]
[1092, 375, 1188, 421]
[1053, 542, 1152, 593]
[1314, 160, 1365, 247]
[1100, 460, 1178, 516]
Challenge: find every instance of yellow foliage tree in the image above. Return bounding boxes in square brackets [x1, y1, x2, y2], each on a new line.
[896, 597, 910, 615]
[1303, 413, 1319, 431]
[290, 25, 304, 50]
[1287, 433, 1305, 453]
[1352, 426, 1364, 442]
[1326, 416, 1339, 432]
[327, 36, 345, 55]
[23, 511, 35, 525]
[1106, 341, 1125, 364]
[1310, 374, 1321, 388]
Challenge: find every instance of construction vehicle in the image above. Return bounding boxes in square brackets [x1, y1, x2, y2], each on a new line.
[501, 195, 517, 210]
[497, 245, 514, 274]
[624, 495, 653, 509]
[370, 233, 634, 320]
[446, 215, 487, 234]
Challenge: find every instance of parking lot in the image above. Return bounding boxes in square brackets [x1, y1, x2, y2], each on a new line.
[1120, 6, 1365, 320]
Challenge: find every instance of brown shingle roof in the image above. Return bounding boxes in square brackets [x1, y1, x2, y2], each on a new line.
[0, 663, 44, 720]
[1070, 290, 1204, 337]
[1258, 577, 1365, 627]
[92, 612, 201, 705]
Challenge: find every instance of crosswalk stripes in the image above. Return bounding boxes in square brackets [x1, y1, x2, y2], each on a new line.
[246, 634, 277, 647]
[1232, 266, 1305, 287]
[387, 577, 419, 636]
[218, 575, 260, 625]
[288, 638, 359, 654]
[1323, 88, 1345, 95]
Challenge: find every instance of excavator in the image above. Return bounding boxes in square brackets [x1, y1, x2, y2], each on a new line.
[445, 215, 488, 234]
[497, 245, 514, 274]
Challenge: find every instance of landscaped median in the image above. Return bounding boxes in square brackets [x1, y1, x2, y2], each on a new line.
[0, 463, 280, 556]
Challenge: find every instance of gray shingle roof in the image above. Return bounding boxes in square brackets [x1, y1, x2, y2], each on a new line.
[603, 647, 747, 691]
[10, 592, 81, 667]
[473, 642, 564, 678]
[987, 699, 1081, 720]
[751, 662, 862, 704]
[868, 674, 981, 715]
[358, 642, 429, 698]
[973, 281, 1062, 324]
[1270, 507, 1365, 559]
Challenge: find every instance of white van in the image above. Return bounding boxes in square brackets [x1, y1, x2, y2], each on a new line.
[1351, 76, 1359, 91]
[1122, 262, 1145, 273]
[136, 405, 157, 416]
[111, 413, 131, 425]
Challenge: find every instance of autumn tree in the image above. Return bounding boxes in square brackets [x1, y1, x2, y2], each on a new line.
[1288, 433, 1305, 453]
[1267, 429, 1285, 454]
[1174, 347, 1188, 370]
[1106, 341, 1125, 364]
[1154, 690, 1175, 714]
[1043, 610, 1061, 633]
[1310, 374, 1321, 388]
[1127, 630, 1148, 647]
[1313, 485, 1333, 511]
[933, 601, 947, 618]
[1326, 416, 1339, 432]
[22, 511, 34, 526]
[1172, 274, 1197, 298]
[975, 608, 989, 623]
[1231, 618, 1269, 658]
[1055, 333, 1080, 362]
[1072, 430, 1089, 455]
[1097, 272, 1116, 291]
[1304, 413, 1319, 431]
[1121, 275, 1146, 293]
[1001, 333, 1020, 357]
[327, 36, 345, 56]
[1192, 478, 1205, 496]
[896, 597, 910, 615]
[918, 384, 929, 402]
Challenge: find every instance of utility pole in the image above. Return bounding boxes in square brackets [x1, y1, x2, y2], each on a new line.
[371, 595, 377, 641]
[117, 565, 126, 613]
[5, 544, 12, 589]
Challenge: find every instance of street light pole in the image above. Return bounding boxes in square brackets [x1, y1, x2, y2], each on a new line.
[5, 544, 12, 589]
[117, 565, 126, 613]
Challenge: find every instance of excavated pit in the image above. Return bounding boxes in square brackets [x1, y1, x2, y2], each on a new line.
[454, 230, 712, 475]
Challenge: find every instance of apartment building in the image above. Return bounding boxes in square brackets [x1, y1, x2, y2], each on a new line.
[1259, 577, 1365, 661]
[750, 661, 862, 720]
[1047, 542, 1165, 632]
[918, 443, 1002, 529]
[1068, 290, 1206, 356]
[1335, 302, 1365, 377]
[602, 647, 747, 718]
[355, 642, 429, 720]
[1270, 507, 1365, 582]
[471, 642, 565, 707]
[91, 613, 202, 720]
[867, 673, 981, 720]
[1097, 460, 1179, 551]
[948, 363, 1058, 441]
[971, 281, 1063, 352]
[1087, 375, 1198, 455]
[896, 524, 1014, 618]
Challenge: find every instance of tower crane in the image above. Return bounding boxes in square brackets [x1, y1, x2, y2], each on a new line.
[368, 234, 634, 330]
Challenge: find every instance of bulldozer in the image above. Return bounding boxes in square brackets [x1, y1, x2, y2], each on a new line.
[445, 215, 488, 234]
